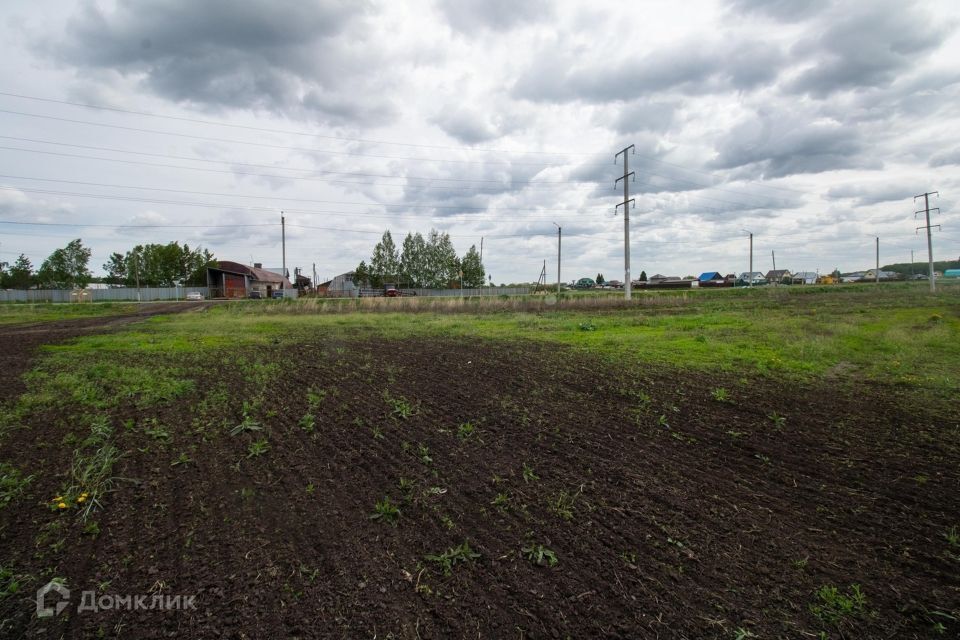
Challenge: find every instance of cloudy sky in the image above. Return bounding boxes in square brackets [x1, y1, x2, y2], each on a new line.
[1, 0, 958, 284]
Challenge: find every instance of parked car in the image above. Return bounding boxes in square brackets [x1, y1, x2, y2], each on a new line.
[248, 291, 262, 299]
[186, 291, 204, 301]
[385, 286, 400, 297]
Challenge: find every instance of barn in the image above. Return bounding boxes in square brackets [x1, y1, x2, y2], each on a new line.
[207, 261, 292, 299]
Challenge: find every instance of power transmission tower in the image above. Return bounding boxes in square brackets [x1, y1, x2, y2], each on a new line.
[914, 191, 941, 293]
[534, 260, 547, 293]
[615, 145, 636, 300]
[281, 212, 287, 289]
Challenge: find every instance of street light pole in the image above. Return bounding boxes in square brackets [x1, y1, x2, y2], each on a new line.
[552, 223, 561, 296]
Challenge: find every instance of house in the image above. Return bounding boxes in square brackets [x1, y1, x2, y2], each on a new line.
[791, 271, 818, 285]
[863, 269, 902, 281]
[945, 269, 960, 278]
[737, 272, 767, 286]
[697, 271, 729, 288]
[841, 271, 865, 283]
[206, 261, 292, 299]
[765, 269, 792, 285]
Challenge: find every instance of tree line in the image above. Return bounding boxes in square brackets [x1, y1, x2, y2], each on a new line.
[0, 239, 215, 290]
[354, 229, 485, 289]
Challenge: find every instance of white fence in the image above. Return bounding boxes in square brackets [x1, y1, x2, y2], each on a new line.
[0, 286, 210, 303]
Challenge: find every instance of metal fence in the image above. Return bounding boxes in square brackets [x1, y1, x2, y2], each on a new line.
[0, 286, 210, 303]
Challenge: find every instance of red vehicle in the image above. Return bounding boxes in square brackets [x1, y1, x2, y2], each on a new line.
[384, 286, 401, 297]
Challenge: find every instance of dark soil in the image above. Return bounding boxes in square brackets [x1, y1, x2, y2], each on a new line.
[1, 333, 958, 639]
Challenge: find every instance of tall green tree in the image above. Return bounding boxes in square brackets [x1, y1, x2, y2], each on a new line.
[596, 273, 605, 285]
[353, 260, 370, 288]
[37, 239, 92, 289]
[424, 229, 458, 288]
[460, 244, 485, 287]
[4, 254, 34, 289]
[103, 252, 128, 286]
[123, 242, 214, 286]
[399, 232, 427, 287]
[639, 270, 647, 281]
[369, 230, 400, 287]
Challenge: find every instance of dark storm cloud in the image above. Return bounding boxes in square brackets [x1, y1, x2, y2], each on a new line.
[513, 38, 783, 103]
[437, 0, 554, 34]
[709, 114, 877, 178]
[52, 0, 396, 126]
[787, 1, 952, 97]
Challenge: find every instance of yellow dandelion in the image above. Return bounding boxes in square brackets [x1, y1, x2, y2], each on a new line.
[76, 496, 86, 504]
[53, 496, 63, 502]
[57, 502, 68, 509]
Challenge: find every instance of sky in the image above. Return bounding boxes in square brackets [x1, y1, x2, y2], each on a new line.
[1, 0, 958, 285]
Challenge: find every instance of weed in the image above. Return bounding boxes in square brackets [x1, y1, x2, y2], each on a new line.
[810, 584, 867, 625]
[306, 388, 326, 410]
[230, 415, 262, 436]
[143, 419, 171, 442]
[83, 521, 100, 537]
[793, 557, 809, 570]
[522, 544, 558, 567]
[425, 541, 481, 575]
[440, 514, 455, 530]
[620, 550, 638, 565]
[298, 413, 316, 433]
[657, 414, 670, 429]
[0, 566, 21, 600]
[0, 462, 34, 508]
[549, 489, 580, 521]
[491, 492, 510, 509]
[733, 629, 756, 640]
[246, 439, 270, 458]
[398, 477, 415, 500]
[522, 463, 539, 483]
[578, 322, 596, 331]
[62, 417, 122, 519]
[768, 411, 787, 429]
[457, 421, 476, 439]
[305, 483, 315, 494]
[755, 454, 771, 465]
[170, 452, 191, 467]
[370, 497, 400, 525]
[417, 443, 432, 465]
[384, 391, 417, 420]
[945, 526, 959, 547]
[372, 426, 384, 440]
[711, 387, 729, 402]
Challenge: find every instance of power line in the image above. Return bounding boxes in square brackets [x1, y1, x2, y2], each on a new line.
[0, 145, 591, 193]
[0, 185, 596, 221]
[0, 108, 601, 168]
[0, 91, 606, 157]
[0, 136, 604, 186]
[0, 173, 585, 213]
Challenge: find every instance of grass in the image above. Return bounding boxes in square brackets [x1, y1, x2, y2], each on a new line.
[0, 463, 34, 508]
[0, 301, 139, 325]
[60, 416, 123, 519]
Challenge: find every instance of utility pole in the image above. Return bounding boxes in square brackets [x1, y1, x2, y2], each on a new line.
[480, 236, 484, 295]
[281, 212, 287, 289]
[910, 249, 914, 278]
[771, 250, 777, 286]
[742, 229, 753, 287]
[552, 223, 561, 296]
[133, 252, 141, 303]
[312, 263, 317, 293]
[914, 192, 940, 293]
[875, 236, 880, 284]
[615, 144, 636, 300]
